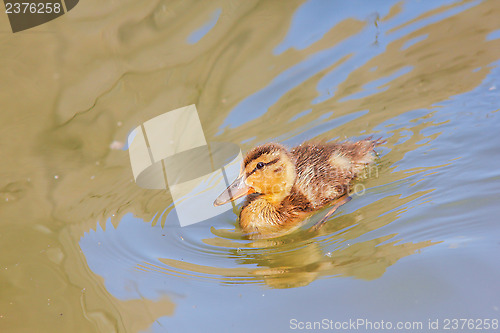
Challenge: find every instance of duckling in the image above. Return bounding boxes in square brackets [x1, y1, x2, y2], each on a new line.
[214, 138, 384, 239]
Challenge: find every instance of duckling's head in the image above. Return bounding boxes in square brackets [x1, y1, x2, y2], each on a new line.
[214, 143, 296, 206]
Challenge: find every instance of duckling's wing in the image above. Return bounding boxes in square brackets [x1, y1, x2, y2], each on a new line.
[291, 139, 381, 208]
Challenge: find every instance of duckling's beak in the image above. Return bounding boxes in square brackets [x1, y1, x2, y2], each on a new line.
[214, 175, 254, 206]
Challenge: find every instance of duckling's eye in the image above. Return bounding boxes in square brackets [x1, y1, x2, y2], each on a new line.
[256, 162, 265, 169]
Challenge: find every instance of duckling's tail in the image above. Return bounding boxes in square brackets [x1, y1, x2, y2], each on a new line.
[366, 136, 386, 148]
[364, 136, 386, 160]
[349, 136, 385, 165]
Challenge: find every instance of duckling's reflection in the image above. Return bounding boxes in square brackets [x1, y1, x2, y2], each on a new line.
[153, 192, 439, 289]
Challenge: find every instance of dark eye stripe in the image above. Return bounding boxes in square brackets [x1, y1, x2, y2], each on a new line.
[246, 158, 280, 177]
